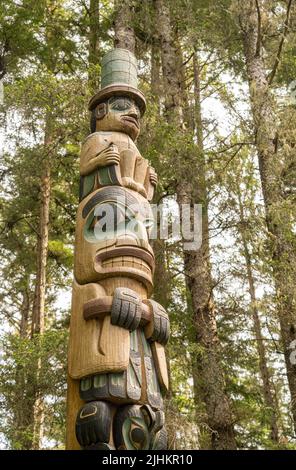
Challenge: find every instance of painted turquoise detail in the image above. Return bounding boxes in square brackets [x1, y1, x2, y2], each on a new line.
[82, 173, 95, 199]
[101, 49, 138, 89]
[94, 374, 107, 388]
[98, 166, 113, 186]
[122, 416, 150, 450]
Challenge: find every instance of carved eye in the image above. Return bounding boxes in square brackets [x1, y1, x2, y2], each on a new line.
[94, 203, 126, 231]
[110, 98, 131, 111]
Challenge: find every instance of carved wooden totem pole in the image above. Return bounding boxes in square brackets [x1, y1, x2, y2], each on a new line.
[66, 49, 170, 450]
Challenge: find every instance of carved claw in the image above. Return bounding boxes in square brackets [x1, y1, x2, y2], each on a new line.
[75, 401, 112, 448]
[111, 287, 142, 331]
[144, 300, 170, 345]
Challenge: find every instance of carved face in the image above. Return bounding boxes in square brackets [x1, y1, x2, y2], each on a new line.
[95, 96, 141, 141]
[74, 187, 155, 290]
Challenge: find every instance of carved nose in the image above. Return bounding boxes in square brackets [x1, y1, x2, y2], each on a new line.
[128, 104, 140, 119]
[121, 220, 149, 249]
[128, 111, 139, 120]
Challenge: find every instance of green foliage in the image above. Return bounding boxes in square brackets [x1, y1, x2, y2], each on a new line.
[0, 328, 68, 449]
[0, 0, 296, 451]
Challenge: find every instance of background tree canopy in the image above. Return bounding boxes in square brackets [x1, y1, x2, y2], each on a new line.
[0, 0, 296, 450]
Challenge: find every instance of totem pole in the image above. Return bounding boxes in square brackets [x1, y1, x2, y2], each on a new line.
[66, 49, 170, 450]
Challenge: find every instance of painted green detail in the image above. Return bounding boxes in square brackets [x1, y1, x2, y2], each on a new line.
[128, 364, 138, 389]
[82, 173, 95, 199]
[101, 49, 138, 89]
[140, 331, 163, 408]
[122, 417, 150, 450]
[81, 377, 91, 391]
[98, 166, 113, 186]
[110, 373, 123, 387]
[93, 374, 107, 388]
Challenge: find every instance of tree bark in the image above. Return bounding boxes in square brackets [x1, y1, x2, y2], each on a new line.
[13, 281, 35, 450]
[238, 0, 296, 433]
[114, 0, 136, 52]
[30, 2, 61, 446]
[30, 121, 52, 450]
[31, 154, 50, 338]
[88, 0, 100, 91]
[151, 35, 162, 113]
[19, 280, 30, 339]
[237, 189, 279, 442]
[155, 0, 236, 449]
[150, 37, 170, 310]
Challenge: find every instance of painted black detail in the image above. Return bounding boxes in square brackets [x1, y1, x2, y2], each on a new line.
[79, 376, 95, 402]
[90, 109, 96, 133]
[131, 427, 145, 443]
[111, 288, 142, 331]
[139, 406, 167, 450]
[84, 442, 115, 450]
[79, 176, 84, 202]
[145, 300, 170, 345]
[113, 404, 167, 450]
[80, 374, 111, 401]
[109, 372, 127, 399]
[82, 186, 138, 219]
[108, 164, 121, 185]
[92, 374, 109, 400]
[75, 401, 112, 448]
[113, 405, 150, 450]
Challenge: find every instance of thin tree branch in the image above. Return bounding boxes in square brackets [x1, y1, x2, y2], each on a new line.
[255, 0, 262, 57]
[182, 52, 194, 67]
[268, 0, 294, 85]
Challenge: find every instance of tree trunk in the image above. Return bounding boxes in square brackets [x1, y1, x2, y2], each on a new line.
[88, 0, 100, 91]
[31, 155, 50, 338]
[238, 0, 296, 433]
[237, 190, 279, 442]
[114, 0, 135, 52]
[151, 37, 161, 111]
[19, 281, 30, 339]
[29, 4, 61, 446]
[13, 282, 35, 450]
[150, 37, 170, 310]
[155, 0, 236, 449]
[30, 122, 52, 450]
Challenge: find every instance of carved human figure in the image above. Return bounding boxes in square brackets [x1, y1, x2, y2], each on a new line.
[67, 49, 169, 450]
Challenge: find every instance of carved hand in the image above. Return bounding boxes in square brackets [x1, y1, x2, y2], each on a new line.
[96, 143, 120, 166]
[149, 167, 158, 186]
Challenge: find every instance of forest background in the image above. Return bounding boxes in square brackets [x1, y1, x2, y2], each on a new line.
[0, 0, 296, 450]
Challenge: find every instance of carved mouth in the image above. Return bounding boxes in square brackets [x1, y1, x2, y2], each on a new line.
[95, 246, 154, 273]
[122, 116, 139, 128]
[101, 256, 151, 276]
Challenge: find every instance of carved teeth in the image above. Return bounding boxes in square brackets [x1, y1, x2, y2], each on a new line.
[102, 256, 151, 274]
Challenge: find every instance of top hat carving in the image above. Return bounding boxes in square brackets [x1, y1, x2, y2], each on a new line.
[88, 49, 146, 115]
